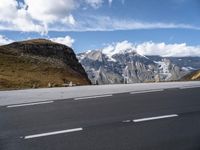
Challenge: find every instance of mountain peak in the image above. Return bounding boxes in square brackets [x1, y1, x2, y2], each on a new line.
[12, 38, 54, 45]
[77, 49, 189, 84]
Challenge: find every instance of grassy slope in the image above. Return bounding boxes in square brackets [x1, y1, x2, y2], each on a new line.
[0, 52, 90, 89]
[182, 70, 200, 81]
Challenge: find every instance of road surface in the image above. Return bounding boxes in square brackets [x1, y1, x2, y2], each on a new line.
[1, 85, 200, 150]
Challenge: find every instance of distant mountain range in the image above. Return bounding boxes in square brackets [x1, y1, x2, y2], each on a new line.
[0, 39, 91, 89]
[1, 38, 199, 89]
[78, 48, 200, 84]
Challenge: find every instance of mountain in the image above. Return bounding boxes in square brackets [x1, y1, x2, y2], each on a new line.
[77, 48, 194, 84]
[0, 39, 91, 89]
[148, 55, 200, 71]
[181, 70, 200, 81]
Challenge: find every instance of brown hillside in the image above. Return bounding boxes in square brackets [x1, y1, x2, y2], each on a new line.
[182, 70, 200, 81]
[0, 39, 91, 90]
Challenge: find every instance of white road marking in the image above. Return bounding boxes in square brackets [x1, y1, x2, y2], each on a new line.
[130, 89, 164, 95]
[7, 101, 54, 108]
[74, 94, 112, 100]
[179, 86, 200, 89]
[24, 128, 83, 139]
[133, 114, 178, 123]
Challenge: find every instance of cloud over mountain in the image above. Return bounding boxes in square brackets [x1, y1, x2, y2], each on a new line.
[50, 36, 75, 47]
[0, 35, 13, 45]
[102, 41, 200, 57]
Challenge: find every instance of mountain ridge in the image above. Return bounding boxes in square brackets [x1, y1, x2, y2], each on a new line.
[78, 49, 198, 84]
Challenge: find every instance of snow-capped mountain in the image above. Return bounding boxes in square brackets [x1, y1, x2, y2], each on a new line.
[148, 55, 200, 70]
[77, 48, 196, 84]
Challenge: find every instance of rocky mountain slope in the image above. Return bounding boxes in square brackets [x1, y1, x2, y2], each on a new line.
[182, 70, 200, 81]
[148, 56, 200, 71]
[0, 39, 91, 89]
[78, 49, 194, 84]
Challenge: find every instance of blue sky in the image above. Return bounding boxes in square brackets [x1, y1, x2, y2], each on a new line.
[0, 0, 200, 55]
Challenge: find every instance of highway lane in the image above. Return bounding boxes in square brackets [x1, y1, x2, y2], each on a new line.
[4, 112, 200, 150]
[1, 87, 200, 150]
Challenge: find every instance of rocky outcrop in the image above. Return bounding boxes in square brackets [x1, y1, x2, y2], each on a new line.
[0, 39, 91, 89]
[78, 50, 189, 84]
[181, 70, 200, 81]
[148, 55, 200, 70]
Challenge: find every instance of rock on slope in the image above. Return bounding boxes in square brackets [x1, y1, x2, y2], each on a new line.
[182, 70, 200, 81]
[0, 39, 91, 89]
[78, 49, 189, 84]
[148, 55, 200, 71]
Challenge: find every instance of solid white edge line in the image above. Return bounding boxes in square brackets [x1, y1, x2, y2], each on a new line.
[7, 101, 54, 108]
[133, 114, 178, 123]
[130, 89, 164, 94]
[74, 94, 113, 100]
[24, 128, 83, 139]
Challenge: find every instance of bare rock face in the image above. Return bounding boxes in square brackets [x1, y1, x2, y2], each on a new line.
[123, 61, 155, 83]
[0, 39, 91, 89]
[78, 50, 189, 85]
[181, 70, 200, 81]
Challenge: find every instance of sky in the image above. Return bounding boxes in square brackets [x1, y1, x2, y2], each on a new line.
[0, 0, 200, 56]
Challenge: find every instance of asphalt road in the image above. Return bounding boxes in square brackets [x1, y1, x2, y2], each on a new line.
[1, 87, 200, 150]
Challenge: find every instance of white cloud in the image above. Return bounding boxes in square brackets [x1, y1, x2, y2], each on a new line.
[0, 1, 200, 33]
[102, 41, 200, 57]
[0, 0, 109, 33]
[0, 0, 47, 34]
[52, 15, 200, 32]
[102, 41, 135, 60]
[0, 35, 13, 45]
[85, 0, 103, 8]
[0, 0, 17, 22]
[102, 40, 134, 55]
[136, 42, 200, 57]
[0, 34, 75, 47]
[80, 16, 200, 31]
[24, 0, 77, 24]
[61, 14, 76, 25]
[50, 36, 75, 47]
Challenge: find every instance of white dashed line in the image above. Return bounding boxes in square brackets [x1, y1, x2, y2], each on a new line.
[24, 128, 83, 139]
[7, 101, 54, 108]
[133, 114, 178, 123]
[74, 94, 112, 100]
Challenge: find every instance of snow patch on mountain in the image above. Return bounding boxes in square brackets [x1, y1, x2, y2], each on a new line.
[76, 41, 198, 84]
[78, 48, 190, 84]
[154, 59, 172, 80]
[182, 66, 196, 71]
